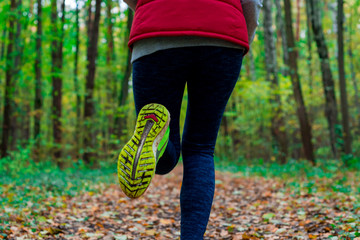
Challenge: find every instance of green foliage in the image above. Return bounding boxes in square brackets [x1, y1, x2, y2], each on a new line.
[0, 0, 360, 165]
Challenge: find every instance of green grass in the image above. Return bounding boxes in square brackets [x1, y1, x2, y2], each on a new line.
[215, 156, 360, 206]
[0, 147, 118, 217]
[215, 155, 360, 179]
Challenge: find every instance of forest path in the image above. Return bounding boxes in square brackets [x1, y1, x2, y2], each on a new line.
[1, 165, 359, 240]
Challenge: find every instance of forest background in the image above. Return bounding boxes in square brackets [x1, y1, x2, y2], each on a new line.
[0, 0, 359, 169]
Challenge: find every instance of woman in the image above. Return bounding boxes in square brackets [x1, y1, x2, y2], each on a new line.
[117, 0, 262, 238]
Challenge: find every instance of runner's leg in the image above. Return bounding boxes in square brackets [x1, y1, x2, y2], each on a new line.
[180, 46, 244, 239]
[132, 49, 188, 174]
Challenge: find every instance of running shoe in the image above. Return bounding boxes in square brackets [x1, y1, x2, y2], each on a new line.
[117, 103, 170, 198]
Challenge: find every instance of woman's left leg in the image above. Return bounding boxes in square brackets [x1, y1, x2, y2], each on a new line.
[180, 46, 244, 239]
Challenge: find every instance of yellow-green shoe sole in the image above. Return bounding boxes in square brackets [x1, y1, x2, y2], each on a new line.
[117, 103, 170, 198]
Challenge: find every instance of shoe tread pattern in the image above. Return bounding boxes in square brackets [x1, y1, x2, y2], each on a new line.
[117, 103, 169, 198]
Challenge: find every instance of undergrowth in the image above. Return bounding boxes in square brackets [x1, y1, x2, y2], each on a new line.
[1, 146, 359, 216]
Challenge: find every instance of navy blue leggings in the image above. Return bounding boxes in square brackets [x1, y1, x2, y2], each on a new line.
[132, 46, 244, 239]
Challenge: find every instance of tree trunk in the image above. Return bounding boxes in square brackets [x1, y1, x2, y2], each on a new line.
[105, 0, 116, 147]
[307, 0, 340, 158]
[15, 0, 34, 147]
[74, 0, 81, 158]
[284, 0, 315, 163]
[304, 0, 315, 124]
[337, 0, 352, 157]
[83, 0, 102, 164]
[263, 0, 288, 163]
[106, 0, 115, 65]
[305, 0, 314, 96]
[50, 0, 64, 165]
[34, 0, 42, 145]
[1, 0, 17, 158]
[10, 0, 23, 149]
[274, 0, 289, 76]
[115, 10, 133, 137]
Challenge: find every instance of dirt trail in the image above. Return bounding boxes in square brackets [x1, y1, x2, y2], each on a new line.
[1, 166, 359, 239]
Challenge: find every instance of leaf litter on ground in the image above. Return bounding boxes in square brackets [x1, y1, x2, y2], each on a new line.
[0, 164, 359, 239]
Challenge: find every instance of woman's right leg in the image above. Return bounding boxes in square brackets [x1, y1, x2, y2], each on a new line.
[180, 46, 244, 239]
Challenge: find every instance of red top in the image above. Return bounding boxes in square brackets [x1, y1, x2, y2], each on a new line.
[128, 0, 249, 53]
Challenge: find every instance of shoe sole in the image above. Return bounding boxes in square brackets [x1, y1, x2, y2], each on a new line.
[117, 103, 170, 198]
